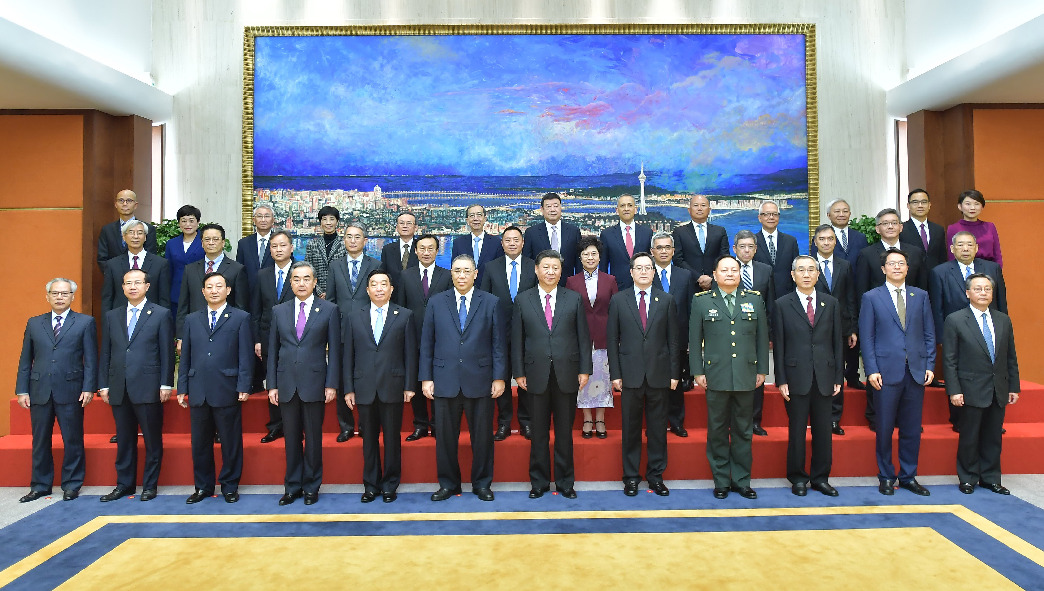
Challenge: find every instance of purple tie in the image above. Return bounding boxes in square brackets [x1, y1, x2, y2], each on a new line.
[544, 293, 553, 330]
[53, 315, 62, 339]
[296, 301, 306, 340]
[806, 296, 815, 325]
[919, 223, 929, 251]
[422, 268, 429, 297]
[132, 255, 140, 270]
[206, 260, 214, 274]
[638, 290, 648, 330]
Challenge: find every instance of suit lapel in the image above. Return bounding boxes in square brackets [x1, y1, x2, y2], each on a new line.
[711, 290, 733, 319]
[128, 303, 151, 343]
[50, 314, 65, 345]
[461, 292, 481, 334]
[788, 293, 812, 326]
[211, 308, 230, 334]
[966, 308, 993, 360]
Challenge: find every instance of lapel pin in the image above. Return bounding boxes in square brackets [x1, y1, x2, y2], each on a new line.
[820, 302, 825, 306]
[654, 297, 659, 302]
[146, 310, 152, 315]
[224, 313, 229, 318]
[314, 307, 320, 312]
[393, 310, 399, 315]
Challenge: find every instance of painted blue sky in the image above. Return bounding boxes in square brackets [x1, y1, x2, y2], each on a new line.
[253, 34, 807, 190]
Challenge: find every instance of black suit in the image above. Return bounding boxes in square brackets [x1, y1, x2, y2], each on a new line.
[99, 301, 174, 492]
[672, 221, 730, 280]
[653, 264, 697, 431]
[97, 219, 158, 269]
[773, 291, 844, 486]
[754, 231, 800, 297]
[479, 255, 537, 431]
[512, 286, 593, 491]
[381, 240, 418, 289]
[175, 257, 250, 339]
[177, 306, 254, 494]
[250, 262, 295, 431]
[599, 224, 653, 290]
[815, 255, 857, 423]
[343, 304, 417, 494]
[100, 252, 171, 312]
[452, 233, 503, 284]
[395, 265, 452, 431]
[855, 240, 929, 296]
[606, 288, 679, 485]
[522, 221, 582, 282]
[16, 311, 97, 494]
[235, 233, 274, 291]
[901, 220, 947, 270]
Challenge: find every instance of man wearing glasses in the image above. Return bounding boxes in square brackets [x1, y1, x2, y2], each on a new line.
[176, 224, 249, 343]
[451, 205, 503, 285]
[753, 200, 799, 297]
[650, 232, 697, 438]
[97, 189, 158, 269]
[381, 211, 420, 289]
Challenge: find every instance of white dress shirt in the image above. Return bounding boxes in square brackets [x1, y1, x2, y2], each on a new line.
[539, 285, 558, 316]
[971, 305, 995, 352]
[294, 294, 315, 327]
[418, 262, 437, 281]
[126, 249, 148, 267]
[505, 254, 524, 285]
[583, 269, 599, 304]
[370, 302, 388, 335]
[888, 283, 907, 318]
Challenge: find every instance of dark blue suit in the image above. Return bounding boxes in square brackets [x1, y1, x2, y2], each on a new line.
[178, 306, 254, 494]
[236, 233, 274, 291]
[599, 223, 653, 290]
[929, 259, 1006, 339]
[829, 227, 868, 385]
[164, 233, 204, 322]
[451, 233, 503, 284]
[16, 311, 97, 494]
[859, 284, 936, 484]
[831, 226, 869, 269]
[522, 221, 582, 283]
[653, 264, 697, 431]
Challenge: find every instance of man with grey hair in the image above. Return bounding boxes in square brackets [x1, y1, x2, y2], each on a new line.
[649, 231, 697, 437]
[15, 278, 97, 502]
[97, 189, 158, 269]
[600, 195, 653, 290]
[236, 203, 276, 291]
[753, 200, 799, 297]
[101, 219, 171, 312]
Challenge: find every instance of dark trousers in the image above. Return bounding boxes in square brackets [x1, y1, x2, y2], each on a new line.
[411, 392, 433, 431]
[280, 393, 325, 494]
[751, 384, 766, 425]
[667, 371, 690, 430]
[434, 392, 494, 490]
[111, 400, 164, 490]
[948, 399, 962, 427]
[783, 378, 833, 485]
[190, 403, 243, 494]
[335, 389, 356, 433]
[259, 349, 282, 433]
[873, 371, 924, 483]
[29, 400, 85, 492]
[358, 400, 404, 493]
[496, 385, 531, 430]
[705, 389, 754, 489]
[956, 399, 1005, 485]
[831, 383, 845, 423]
[844, 341, 862, 383]
[622, 382, 668, 483]
[529, 367, 578, 490]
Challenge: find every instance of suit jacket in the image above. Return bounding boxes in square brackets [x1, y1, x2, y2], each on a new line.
[815, 257, 857, 337]
[606, 287, 680, 389]
[599, 223, 653, 290]
[235, 233, 275, 291]
[858, 284, 936, 386]
[688, 288, 770, 391]
[725, 260, 777, 335]
[480, 255, 537, 341]
[929, 259, 1006, 336]
[772, 291, 844, 397]
[512, 286, 593, 393]
[176, 257, 250, 339]
[101, 252, 171, 313]
[653, 264, 697, 346]
[99, 301, 174, 405]
[395, 265, 452, 339]
[831, 226, 869, 269]
[451, 233, 504, 284]
[855, 240, 929, 297]
[671, 221, 730, 279]
[564, 271, 617, 350]
[97, 219, 158, 269]
[326, 255, 385, 326]
[901, 219, 947, 269]
[753, 231, 800, 296]
[943, 307, 1019, 408]
[251, 262, 296, 351]
[16, 311, 98, 405]
[380, 240, 419, 289]
[343, 304, 418, 405]
[267, 297, 341, 403]
[304, 234, 348, 296]
[164, 233, 204, 307]
[420, 289, 508, 398]
[177, 307, 254, 407]
[521, 221, 582, 282]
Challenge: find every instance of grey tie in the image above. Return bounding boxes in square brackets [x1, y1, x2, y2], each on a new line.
[351, 260, 359, 290]
[551, 225, 560, 252]
[697, 223, 706, 252]
[839, 229, 848, 252]
[895, 288, 906, 330]
[767, 234, 776, 265]
[258, 238, 267, 264]
[373, 307, 384, 343]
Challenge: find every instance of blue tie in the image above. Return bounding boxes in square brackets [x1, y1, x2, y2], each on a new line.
[374, 307, 384, 343]
[276, 269, 284, 299]
[981, 312, 995, 363]
[822, 260, 832, 287]
[210, 310, 217, 331]
[509, 261, 518, 301]
[473, 236, 481, 262]
[127, 307, 139, 339]
[459, 295, 467, 331]
[661, 268, 670, 292]
[697, 223, 706, 252]
[964, 265, 972, 280]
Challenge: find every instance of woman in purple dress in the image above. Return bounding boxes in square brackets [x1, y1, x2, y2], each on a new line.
[164, 204, 204, 322]
[946, 189, 1003, 267]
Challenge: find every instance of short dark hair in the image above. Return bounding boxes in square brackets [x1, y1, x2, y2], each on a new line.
[502, 225, 523, 239]
[965, 272, 995, 292]
[270, 229, 293, 245]
[875, 208, 901, 224]
[813, 223, 835, 238]
[415, 233, 439, 248]
[200, 223, 225, 240]
[629, 251, 653, 269]
[879, 248, 909, 266]
[535, 249, 564, 266]
[290, 261, 315, 277]
[176, 205, 201, 221]
[714, 254, 740, 270]
[908, 188, 929, 202]
[577, 235, 603, 257]
[317, 205, 340, 221]
[396, 211, 416, 223]
[366, 268, 391, 284]
[541, 192, 562, 206]
[958, 189, 986, 208]
[122, 268, 150, 283]
[202, 271, 227, 286]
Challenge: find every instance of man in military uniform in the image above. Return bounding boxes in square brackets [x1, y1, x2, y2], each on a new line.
[690, 255, 769, 500]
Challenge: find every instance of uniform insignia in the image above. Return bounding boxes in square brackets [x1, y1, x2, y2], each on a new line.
[820, 302, 825, 307]
[741, 302, 755, 313]
[744, 289, 761, 295]
[708, 309, 719, 317]
[694, 290, 711, 297]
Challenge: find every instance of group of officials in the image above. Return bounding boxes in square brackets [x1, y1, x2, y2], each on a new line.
[16, 187, 1019, 505]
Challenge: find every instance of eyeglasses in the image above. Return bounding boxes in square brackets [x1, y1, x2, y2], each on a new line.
[116, 198, 137, 205]
[652, 245, 674, 251]
[877, 221, 901, 228]
[909, 199, 930, 206]
[451, 268, 475, 275]
[632, 265, 654, 272]
[884, 261, 907, 268]
[759, 212, 779, 217]
[123, 280, 147, 286]
[48, 291, 72, 297]
[970, 286, 993, 293]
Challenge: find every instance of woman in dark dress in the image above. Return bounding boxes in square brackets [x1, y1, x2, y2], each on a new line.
[164, 204, 204, 323]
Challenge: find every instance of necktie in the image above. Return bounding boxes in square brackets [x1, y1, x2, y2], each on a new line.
[296, 301, 306, 340]
[981, 312, 995, 363]
[742, 265, 752, 290]
[625, 226, 634, 257]
[276, 269, 284, 299]
[132, 255, 140, 270]
[725, 293, 735, 316]
[551, 225, 560, 252]
[509, 261, 518, 301]
[544, 293, 553, 330]
[459, 295, 467, 331]
[638, 290, 648, 330]
[767, 235, 776, 265]
[258, 238, 267, 264]
[964, 265, 972, 280]
[839, 228, 848, 252]
[697, 224, 706, 252]
[661, 268, 670, 293]
[128, 307, 139, 339]
[473, 236, 481, 262]
[895, 288, 906, 330]
[919, 223, 929, 251]
[422, 268, 429, 297]
[210, 310, 217, 331]
[806, 295, 815, 325]
[401, 244, 410, 270]
[206, 260, 214, 274]
[822, 260, 832, 287]
[350, 260, 359, 291]
[374, 307, 384, 343]
[53, 315, 62, 339]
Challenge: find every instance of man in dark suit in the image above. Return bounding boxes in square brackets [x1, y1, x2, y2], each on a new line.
[396, 234, 452, 441]
[513, 250, 592, 499]
[690, 255, 769, 500]
[451, 205, 503, 285]
[860, 249, 935, 497]
[650, 232, 697, 437]
[235, 203, 275, 291]
[267, 261, 341, 506]
[753, 200, 799, 296]
[101, 220, 171, 312]
[343, 269, 417, 503]
[421, 255, 508, 502]
[731, 230, 776, 436]
[176, 224, 249, 340]
[824, 198, 869, 390]
[672, 195, 730, 292]
[176, 272, 254, 504]
[812, 224, 858, 435]
[901, 189, 947, 270]
[98, 268, 174, 502]
[480, 226, 537, 440]
[943, 273, 1019, 495]
[97, 189, 158, 269]
[522, 193, 582, 283]
[607, 252, 679, 497]
[773, 255, 844, 497]
[15, 278, 97, 502]
[599, 195, 653, 290]
[251, 230, 295, 443]
[380, 211, 419, 289]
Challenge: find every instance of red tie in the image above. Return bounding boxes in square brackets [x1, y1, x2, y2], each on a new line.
[639, 290, 648, 330]
[625, 226, 634, 257]
[806, 295, 815, 325]
[206, 260, 214, 274]
[132, 255, 139, 270]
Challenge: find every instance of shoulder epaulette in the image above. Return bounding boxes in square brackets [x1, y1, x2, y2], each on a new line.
[743, 289, 761, 296]
[694, 290, 711, 297]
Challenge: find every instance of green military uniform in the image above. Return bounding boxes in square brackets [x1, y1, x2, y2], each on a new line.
[689, 287, 770, 489]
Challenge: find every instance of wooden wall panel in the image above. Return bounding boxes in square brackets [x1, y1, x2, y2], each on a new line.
[973, 108, 1044, 199]
[0, 115, 83, 208]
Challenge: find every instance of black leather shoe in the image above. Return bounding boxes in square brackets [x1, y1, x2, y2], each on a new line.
[473, 487, 495, 501]
[868, 422, 877, 432]
[223, 491, 239, 503]
[303, 492, 319, 505]
[979, 481, 1010, 495]
[110, 434, 118, 443]
[730, 485, 757, 499]
[529, 486, 550, 499]
[899, 480, 930, 496]
[19, 490, 50, 503]
[278, 491, 302, 506]
[879, 480, 895, 495]
[650, 481, 670, 496]
[951, 423, 960, 433]
[431, 487, 461, 501]
[752, 424, 768, 436]
[521, 425, 533, 440]
[847, 380, 866, 390]
[186, 490, 211, 504]
[260, 429, 284, 443]
[831, 422, 845, 436]
[100, 487, 133, 502]
[361, 491, 378, 503]
[336, 430, 354, 443]
[382, 491, 397, 503]
[140, 488, 158, 502]
[670, 425, 689, 438]
[493, 425, 510, 441]
[405, 428, 429, 442]
[792, 482, 808, 496]
[811, 482, 839, 497]
[63, 489, 79, 501]
[959, 483, 975, 494]
[624, 481, 640, 497]
[713, 487, 729, 499]
[560, 488, 577, 499]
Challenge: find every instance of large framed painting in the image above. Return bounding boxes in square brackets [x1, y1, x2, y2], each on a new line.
[243, 24, 817, 264]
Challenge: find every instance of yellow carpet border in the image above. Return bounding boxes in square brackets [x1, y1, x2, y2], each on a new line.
[2, 505, 1040, 587]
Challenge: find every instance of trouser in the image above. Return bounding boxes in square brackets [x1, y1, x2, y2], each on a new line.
[621, 381, 668, 483]
[705, 389, 754, 489]
[434, 392, 494, 490]
[528, 365, 578, 490]
[358, 400, 404, 493]
[281, 393, 325, 494]
[112, 399, 164, 490]
[496, 385, 531, 431]
[29, 400, 85, 492]
[873, 371, 924, 483]
[190, 402, 243, 494]
[955, 399, 1005, 485]
[783, 377, 833, 485]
